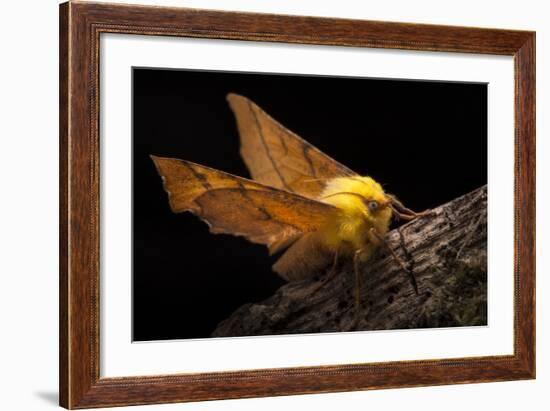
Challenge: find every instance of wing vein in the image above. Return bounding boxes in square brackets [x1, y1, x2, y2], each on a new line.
[247, 100, 293, 192]
[302, 144, 317, 178]
[184, 161, 212, 190]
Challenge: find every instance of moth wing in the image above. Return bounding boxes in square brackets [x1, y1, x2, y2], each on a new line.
[151, 155, 336, 252]
[272, 232, 333, 282]
[227, 93, 355, 199]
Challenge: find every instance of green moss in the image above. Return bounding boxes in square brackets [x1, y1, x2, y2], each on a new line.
[414, 252, 487, 328]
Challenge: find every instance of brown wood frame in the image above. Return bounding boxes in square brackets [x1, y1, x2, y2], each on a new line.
[59, 1, 535, 408]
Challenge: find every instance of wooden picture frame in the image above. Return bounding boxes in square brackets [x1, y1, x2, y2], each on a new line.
[59, 1, 535, 408]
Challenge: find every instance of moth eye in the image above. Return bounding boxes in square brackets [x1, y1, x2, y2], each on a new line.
[368, 200, 379, 212]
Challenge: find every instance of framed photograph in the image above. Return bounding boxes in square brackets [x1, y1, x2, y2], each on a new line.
[59, 1, 535, 408]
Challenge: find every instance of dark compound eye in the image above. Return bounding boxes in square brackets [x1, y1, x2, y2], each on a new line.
[368, 200, 379, 212]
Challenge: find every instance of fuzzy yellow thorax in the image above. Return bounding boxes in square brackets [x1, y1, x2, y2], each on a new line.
[318, 176, 392, 254]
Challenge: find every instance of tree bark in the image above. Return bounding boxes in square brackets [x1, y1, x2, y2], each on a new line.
[212, 185, 487, 337]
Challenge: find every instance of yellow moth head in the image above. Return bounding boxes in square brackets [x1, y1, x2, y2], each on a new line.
[320, 176, 393, 231]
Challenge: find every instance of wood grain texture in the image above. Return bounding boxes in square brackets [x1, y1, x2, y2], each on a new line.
[514, 33, 536, 378]
[59, 2, 69, 407]
[59, 1, 535, 408]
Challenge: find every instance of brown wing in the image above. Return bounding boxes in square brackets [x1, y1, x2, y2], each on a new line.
[272, 232, 333, 281]
[227, 93, 355, 199]
[151, 155, 336, 252]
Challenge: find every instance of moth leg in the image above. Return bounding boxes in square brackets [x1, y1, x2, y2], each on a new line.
[391, 210, 417, 221]
[398, 205, 432, 219]
[388, 194, 432, 221]
[392, 209, 432, 221]
[369, 228, 419, 295]
[310, 248, 339, 297]
[351, 248, 363, 329]
[350, 245, 375, 330]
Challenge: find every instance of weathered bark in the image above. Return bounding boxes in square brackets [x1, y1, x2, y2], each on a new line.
[212, 185, 487, 337]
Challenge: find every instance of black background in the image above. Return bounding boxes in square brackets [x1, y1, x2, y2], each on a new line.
[133, 68, 487, 341]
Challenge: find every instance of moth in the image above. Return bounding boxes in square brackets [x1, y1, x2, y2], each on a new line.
[151, 93, 428, 325]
